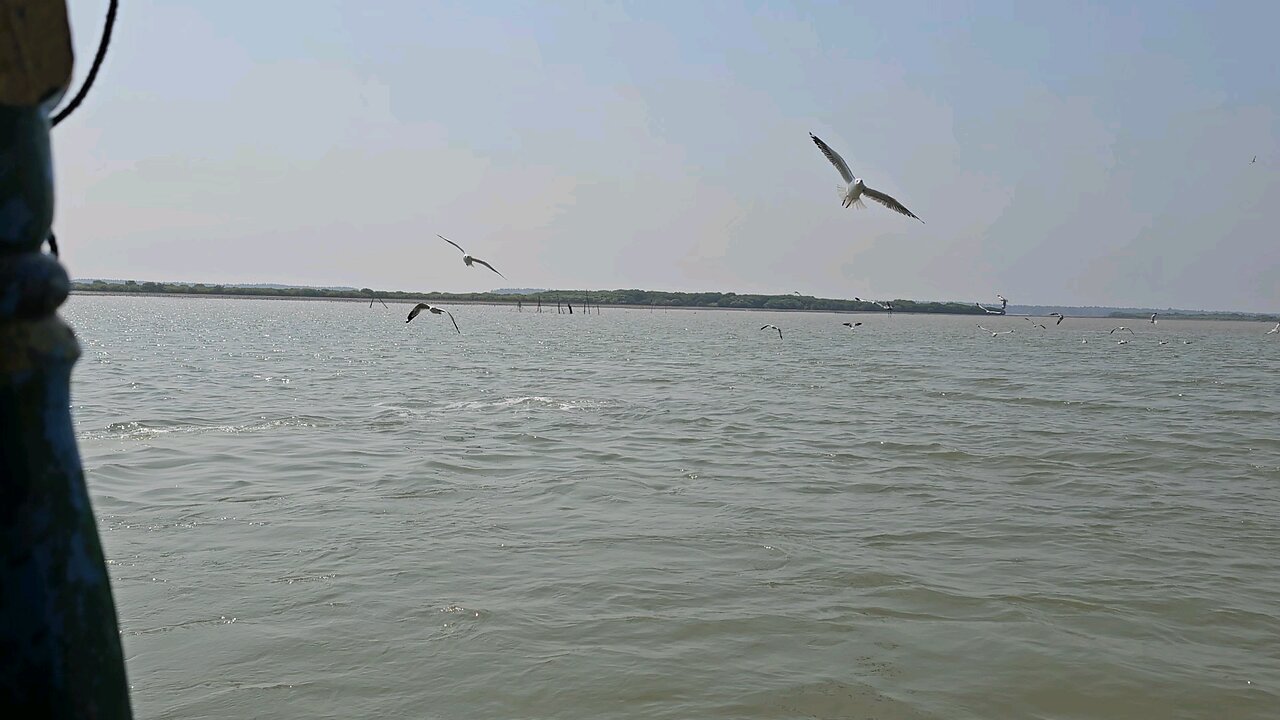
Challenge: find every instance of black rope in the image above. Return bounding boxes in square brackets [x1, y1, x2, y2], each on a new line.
[47, 1, 120, 257]
[52, 0, 120, 127]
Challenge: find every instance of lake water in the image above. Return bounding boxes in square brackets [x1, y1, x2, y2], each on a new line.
[63, 294, 1279, 719]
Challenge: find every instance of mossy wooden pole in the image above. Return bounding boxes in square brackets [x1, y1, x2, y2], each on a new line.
[0, 2, 134, 717]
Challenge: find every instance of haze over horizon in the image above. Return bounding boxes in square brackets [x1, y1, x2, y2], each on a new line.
[57, 1, 1279, 312]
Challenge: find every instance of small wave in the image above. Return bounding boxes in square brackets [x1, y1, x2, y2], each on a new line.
[443, 395, 608, 412]
[125, 614, 239, 636]
[80, 416, 326, 441]
[378, 396, 612, 416]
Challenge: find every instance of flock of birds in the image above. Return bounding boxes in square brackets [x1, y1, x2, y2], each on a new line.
[973, 305, 1168, 344]
[752, 301, 1275, 345]
[394, 133, 1276, 341]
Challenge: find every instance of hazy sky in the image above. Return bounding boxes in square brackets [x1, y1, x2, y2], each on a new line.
[56, 1, 1279, 311]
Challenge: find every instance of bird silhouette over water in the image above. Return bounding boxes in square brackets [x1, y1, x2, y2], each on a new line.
[760, 324, 783, 339]
[406, 303, 460, 333]
[809, 133, 923, 221]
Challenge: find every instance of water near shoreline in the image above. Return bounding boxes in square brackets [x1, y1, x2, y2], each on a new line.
[66, 295, 1279, 719]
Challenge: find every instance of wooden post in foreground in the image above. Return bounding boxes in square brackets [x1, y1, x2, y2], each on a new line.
[0, 3, 134, 717]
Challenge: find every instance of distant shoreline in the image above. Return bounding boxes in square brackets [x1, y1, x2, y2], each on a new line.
[67, 282, 986, 317]
[67, 290, 878, 315]
[67, 288, 1272, 322]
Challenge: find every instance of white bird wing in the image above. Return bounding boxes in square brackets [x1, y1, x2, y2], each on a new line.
[862, 186, 923, 222]
[809, 133, 854, 184]
[438, 235, 467, 254]
[471, 257, 506, 279]
[445, 310, 460, 333]
[977, 325, 993, 333]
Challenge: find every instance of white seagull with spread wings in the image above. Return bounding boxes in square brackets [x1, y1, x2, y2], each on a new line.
[809, 133, 923, 222]
[977, 325, 1014, 337]
[761, 324, 783, 339]
[406, 303, 460, 333]
[439, 235, 506, 279]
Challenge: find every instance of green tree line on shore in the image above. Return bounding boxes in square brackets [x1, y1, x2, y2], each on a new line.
[71, 280, 992, 314]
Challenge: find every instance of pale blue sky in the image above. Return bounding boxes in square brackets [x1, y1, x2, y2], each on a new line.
[56, 1, 1279, 311]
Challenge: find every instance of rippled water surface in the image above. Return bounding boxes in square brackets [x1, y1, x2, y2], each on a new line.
[64, 295, 1279, 719]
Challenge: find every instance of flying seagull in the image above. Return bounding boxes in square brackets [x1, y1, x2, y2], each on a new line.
[406, 303, 460, 333]
[439, 235, 506, 279]
[842, 321, 863, 328]
[809, 133, 923, 222]
[1150, 313, 1158, 324]
[1117, 339, 1130, 345]
[996, 294, 1008, 307]
[977, 325, 1014, 337]
[368, 293, 388, 309]
[1023, 318, 1047, 330]
[760, 324, 783, 339]
[1267, 322, 1280, 335]
[1252, 156, 1257, 164]
[1109, 326, 1135, 335]
[1049, 312, 1065, 325]
[870, 300, 893, 312]
[976, 303, 1004, 315]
